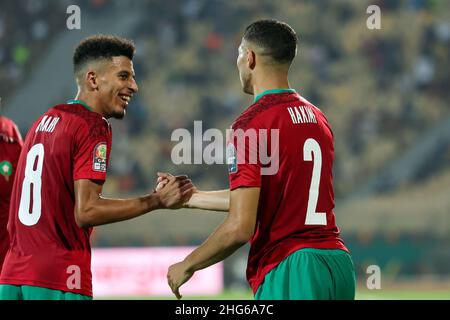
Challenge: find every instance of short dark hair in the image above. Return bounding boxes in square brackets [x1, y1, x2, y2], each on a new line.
[243, 19, 298, 64]
[73, 35, 135, 74]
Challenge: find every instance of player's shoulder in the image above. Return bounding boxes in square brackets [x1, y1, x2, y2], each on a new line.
[295, 93, 317, 110]
[0, 116, 17, 129]
[298, 94, 331, 123]
[233, 91, 300, 130]
[0, 116, 21, 142]
[48, 103, 111, 137]
[51, 103, 103, 123]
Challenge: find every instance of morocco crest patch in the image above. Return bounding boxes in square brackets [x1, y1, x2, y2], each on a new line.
[0, 160, 13, 182]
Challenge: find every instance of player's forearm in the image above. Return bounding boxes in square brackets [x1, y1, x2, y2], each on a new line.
[76, 193, 161, 228]
[186, 189, 230, 212]
[183, 217, 249, 272]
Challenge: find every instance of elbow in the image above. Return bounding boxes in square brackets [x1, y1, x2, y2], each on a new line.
[75, 206, 95, 228]
[230, 226, 254, 245]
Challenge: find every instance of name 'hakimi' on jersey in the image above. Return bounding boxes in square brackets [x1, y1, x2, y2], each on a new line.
[287, 106, 317, 124]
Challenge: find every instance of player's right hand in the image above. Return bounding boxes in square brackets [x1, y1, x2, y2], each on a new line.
[156, 173, 198, 207]
[155, 172, 195, 209]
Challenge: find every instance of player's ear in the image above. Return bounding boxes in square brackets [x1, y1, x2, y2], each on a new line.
[247, 50, 256, 70]
[86, 71, 99, 90]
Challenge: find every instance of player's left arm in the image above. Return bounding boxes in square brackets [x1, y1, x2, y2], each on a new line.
[167, 186, 260, 299]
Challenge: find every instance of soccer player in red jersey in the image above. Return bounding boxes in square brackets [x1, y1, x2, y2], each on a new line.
[165, 20, 355, 300]
[0, 36, 194, 300]
[0, 111, 23, 273]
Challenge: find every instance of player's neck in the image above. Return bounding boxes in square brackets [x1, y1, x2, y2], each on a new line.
[252, 70, 291, 98]
[252, 81, 291, 99]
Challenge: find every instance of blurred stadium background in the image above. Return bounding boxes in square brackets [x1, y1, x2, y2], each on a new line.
[1, 0, 450, 299]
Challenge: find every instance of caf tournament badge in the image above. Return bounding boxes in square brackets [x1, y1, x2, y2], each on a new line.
[93, 143, 107, 172]
[0, 160, 13, 182]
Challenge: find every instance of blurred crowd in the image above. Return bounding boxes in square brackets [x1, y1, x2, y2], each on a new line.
[0, 0, 114, 101]
[109, 0, 450, 201]
[0, 0, 61, 99]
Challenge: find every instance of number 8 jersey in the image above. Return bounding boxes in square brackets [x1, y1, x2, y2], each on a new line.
[227, 90, 349, 295]
[0, 102, 112, 297]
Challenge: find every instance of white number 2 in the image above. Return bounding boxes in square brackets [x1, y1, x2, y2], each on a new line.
[303, 138, 327, 225]
[18, 143, 44, 226]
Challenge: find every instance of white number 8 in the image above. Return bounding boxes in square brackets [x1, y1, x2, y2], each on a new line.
[18, 143, 44, 226]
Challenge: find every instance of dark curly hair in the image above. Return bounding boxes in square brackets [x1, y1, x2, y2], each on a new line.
[243, 19, 298, 64]
[73, 35, 135, 74]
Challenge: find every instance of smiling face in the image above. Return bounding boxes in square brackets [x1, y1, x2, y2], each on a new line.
[95, 56, 138, 119]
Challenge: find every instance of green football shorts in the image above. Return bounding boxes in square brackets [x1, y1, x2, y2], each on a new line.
[0, 284, 92, 300]
[255, 248, 355, 300]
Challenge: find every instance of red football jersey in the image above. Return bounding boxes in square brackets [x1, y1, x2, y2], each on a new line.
[228, 90, 348, 294]
[0, 117, 23, 271]
[0, 103, 112, 297]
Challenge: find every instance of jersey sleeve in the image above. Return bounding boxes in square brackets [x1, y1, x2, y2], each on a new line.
[0, 118, 23, 146]
[73, 120, 111, 182]
[228, 122, 262, 191]
[12, 123, 23, 147]
[11, 141, 22, 175]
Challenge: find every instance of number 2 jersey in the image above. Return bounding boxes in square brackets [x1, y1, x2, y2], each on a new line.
[227, 90, 349, 294]
[0, 102, 112, 297]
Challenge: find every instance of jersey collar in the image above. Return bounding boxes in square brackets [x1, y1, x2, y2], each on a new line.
[254, 89, 296, 103]
[66, 99, 92, 111]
